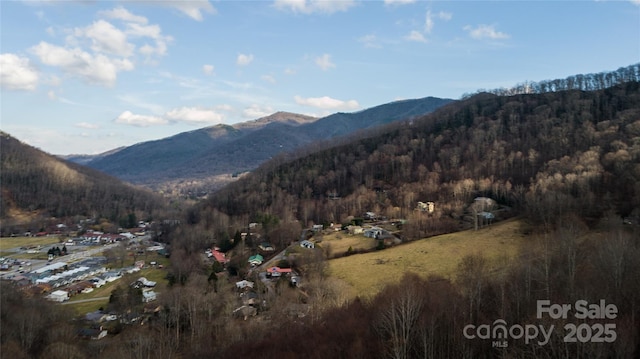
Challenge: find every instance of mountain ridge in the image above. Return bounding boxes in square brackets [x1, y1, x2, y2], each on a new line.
[70, 96, 453, 192]
[0, 132, 165, 234]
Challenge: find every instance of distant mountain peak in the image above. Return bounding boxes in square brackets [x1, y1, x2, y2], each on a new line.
[232, 112, 318, 130]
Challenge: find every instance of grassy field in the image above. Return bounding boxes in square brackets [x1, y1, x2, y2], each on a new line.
[317, 231, 377, 258]
[327, 218, 529, 299]
[0, 236, 62, 251]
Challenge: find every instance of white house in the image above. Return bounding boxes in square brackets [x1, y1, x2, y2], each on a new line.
[300, 240, 315, 249]
[364, 227, 383, 238]
[47, 290, 69, 302]
[236, 280, 254, 289]
[347, 225, 364, 235]
[137, 277, 156, 287]
[142, 290, 157, 303]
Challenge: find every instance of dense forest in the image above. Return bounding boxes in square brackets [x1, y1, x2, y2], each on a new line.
[0, 132, 167, 235]
[195, 76, 640, 242]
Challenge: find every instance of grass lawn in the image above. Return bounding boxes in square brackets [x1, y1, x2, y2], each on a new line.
[7, 252, 50, 260]
[0, 236, 62, 251]
[317, 231, 377, 258]
[327, 218, 529, 299]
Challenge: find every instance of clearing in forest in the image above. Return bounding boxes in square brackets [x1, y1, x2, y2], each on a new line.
[327, 218, 529, 299]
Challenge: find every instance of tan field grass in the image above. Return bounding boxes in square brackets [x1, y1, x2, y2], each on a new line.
[0, 236, 62, 251]
[327, 218, 528, 299]
[318, 231, 377, 257]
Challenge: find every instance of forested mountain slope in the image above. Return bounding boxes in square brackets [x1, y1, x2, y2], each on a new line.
[201, 81, 640, 237]
[80, 97, 452, 192]
[0, 132, 165, 235]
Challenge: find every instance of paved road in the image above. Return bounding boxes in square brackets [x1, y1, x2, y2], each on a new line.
[60, 296, 110, 305]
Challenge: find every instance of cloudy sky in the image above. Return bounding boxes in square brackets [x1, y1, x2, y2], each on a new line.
[1, 0, 639, 155]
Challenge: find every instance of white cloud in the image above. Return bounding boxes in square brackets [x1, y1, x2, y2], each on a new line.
[438, 11, 452, 21]
[243, 104, 274, 119]
[203, 64, 215, 75]
[315, 53, 335, 70]
[274, 0, 356, 14]
[125, 23, 172, 59]
[405, 30, 427, 43]
[425, 10, 434, 34]
[99, 6, 148, 24]
[165, 106, 225, 125]
[383, 0, 416, 5]
[0, 53, 39, 91]
[163, 0, 216, 21]
[114, 110, 168, 127]
[126, 23, 162, 39]
[31, 41, 134, 86]
[631, 0, 640, 5]
[47, 89, 57, 100]
[237, 53, 254, 66]
[77, 20, 135, 57]
[261, 74, 276, 84]
[294, 95, 359, 111]
[359, 34, 381, 49]
[75, 122, 100, 129]
[284, 67, 297, 75]
[464, 24, 510, 40]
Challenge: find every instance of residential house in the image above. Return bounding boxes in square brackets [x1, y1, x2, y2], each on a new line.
[258, 242, 274, 252]
[47, 290, 69, 302]
[78, 327, 108, 340]
[101, 271, 122, 283]
[300, 240, 315, 249]
[132, 277, 156, 288]
[473, 197, 497, 211]
[142, 289, 157, 303]
[347, 225, 364, 235]
[248, 254, 264, 266]
[210, 248, 229, 264]
[311, 224, 324, 232]
[236, 280, 254, 290]
[266, 266, 293, 278]
[89, 277, 106, 288]
[364, 227, 383, 239]
[241, 291, 259, 306]
[416, 201, 435, 213]
[85, 310, 109, 323]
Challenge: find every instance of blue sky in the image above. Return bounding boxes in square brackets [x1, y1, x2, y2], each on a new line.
[1, 0, 639, 155]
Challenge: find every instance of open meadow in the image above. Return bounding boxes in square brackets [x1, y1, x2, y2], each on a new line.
[327, 218, 529, 299]
[317, 230, 378, 258]
[0, 236, 62, 251]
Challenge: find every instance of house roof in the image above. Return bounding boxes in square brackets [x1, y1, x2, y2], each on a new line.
[211, 250, 228, 263]
[236, 280, 254, 288]
[267, 266, 292, 274]
[248, 254, 263, 261]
